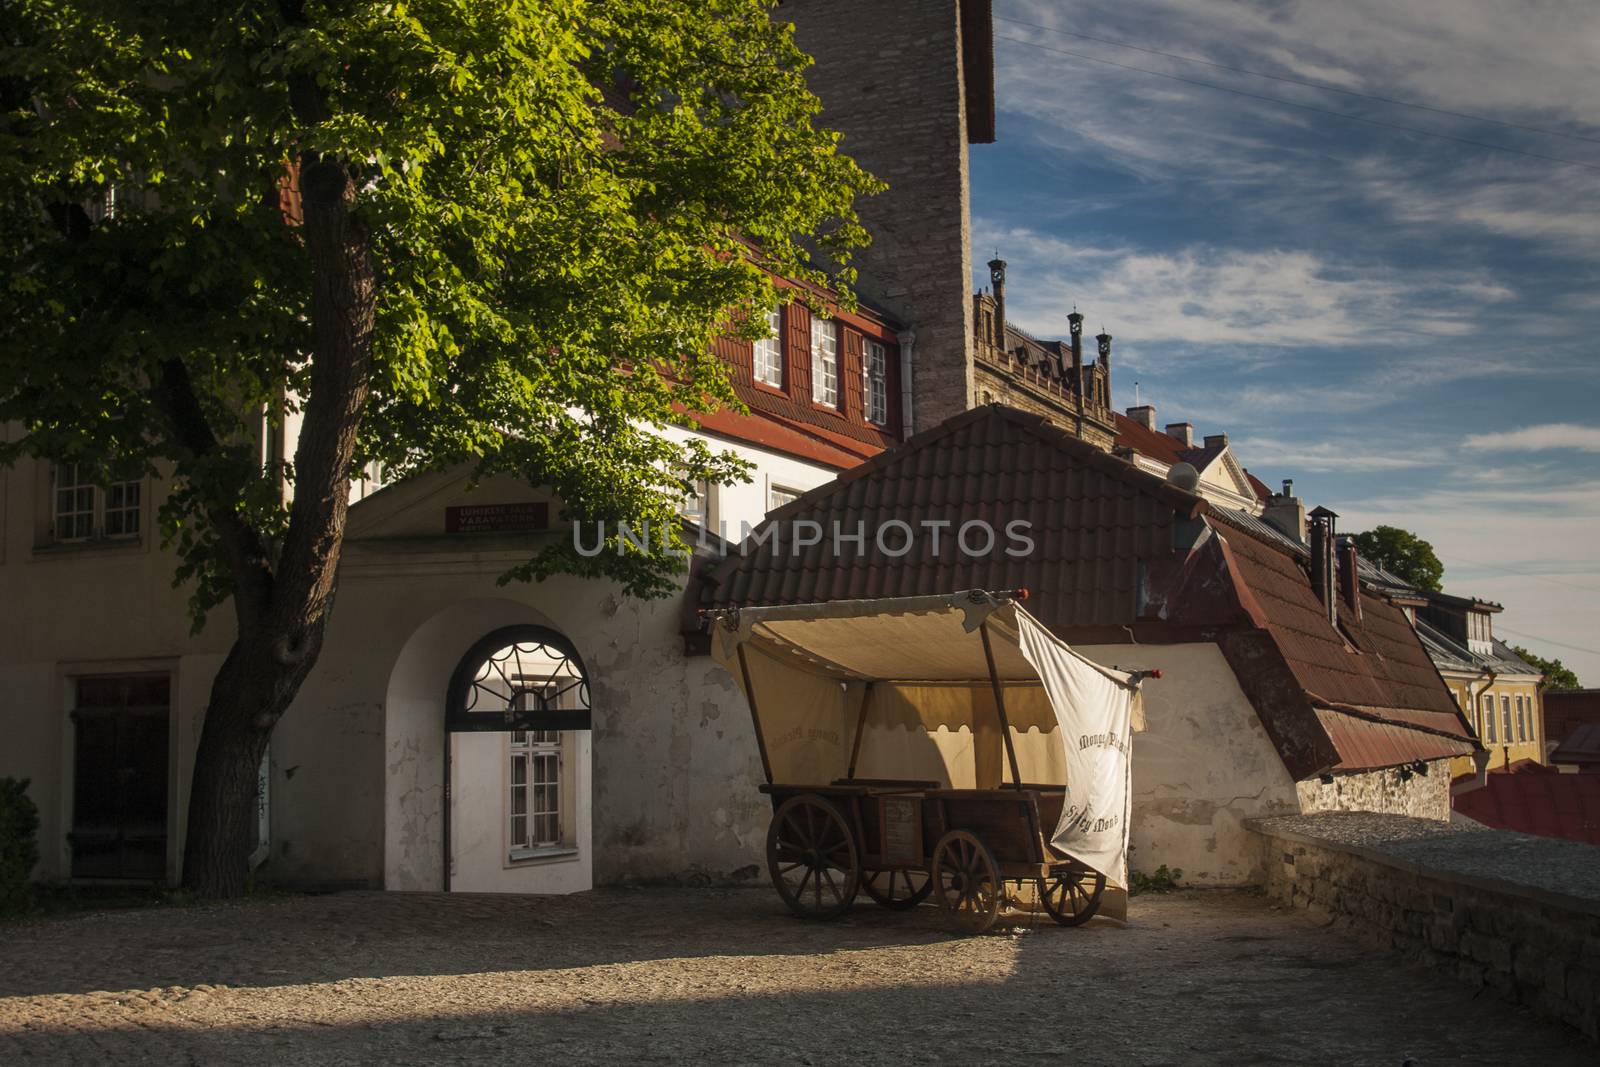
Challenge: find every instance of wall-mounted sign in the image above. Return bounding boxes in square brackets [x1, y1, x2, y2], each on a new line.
[445, 502, 550, 534]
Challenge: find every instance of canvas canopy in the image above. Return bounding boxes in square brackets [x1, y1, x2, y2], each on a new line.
[709, 590, 1144, 895]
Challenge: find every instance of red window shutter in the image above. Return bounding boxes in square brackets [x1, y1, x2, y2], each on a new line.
[841, 328, 864, 423]
[786, 303, 811, 401]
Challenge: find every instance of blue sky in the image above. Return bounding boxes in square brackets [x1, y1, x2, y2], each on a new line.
[970, 0, 1600, 683]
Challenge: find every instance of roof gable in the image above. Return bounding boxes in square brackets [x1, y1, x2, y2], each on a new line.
[704, 405, 1205, 633]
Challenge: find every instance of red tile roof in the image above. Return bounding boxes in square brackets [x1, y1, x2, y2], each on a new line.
[1114, 413, 1189, 465]
[1243, 470, 1272, 503]
[704, 405, 1202, 633]
[702, 404, 1473, 778]
[1454, 771, 1600, 846]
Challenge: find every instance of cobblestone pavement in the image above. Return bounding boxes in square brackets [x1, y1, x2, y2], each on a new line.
[1, 887, 1592, 1065]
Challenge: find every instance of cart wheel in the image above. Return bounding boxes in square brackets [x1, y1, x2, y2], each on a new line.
[766, 794, 860, 920]
[931, 830, 1002, 933]
[1039, 864, 1106, 927]
[862, 868, 933, 910]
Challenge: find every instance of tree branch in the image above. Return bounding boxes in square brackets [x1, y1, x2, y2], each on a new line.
[150, 358, 277, 629]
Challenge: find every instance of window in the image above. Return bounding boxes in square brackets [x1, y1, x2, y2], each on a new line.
[1501, 696, 1512, 744]
[509, 728, 563, 851]
[53, 463, 140, 543]
[768, 484, 800, 511]
[1482, 693, 1496, 742]
[681, 478, 713, 530]
[1515, 695, 1526, 742]
[753, 307, 783, 387]
[864, 339, 888, 425]
[811, 315, 838, 407]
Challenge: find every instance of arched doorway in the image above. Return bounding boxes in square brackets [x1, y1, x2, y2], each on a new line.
[442, 625, 593, 893]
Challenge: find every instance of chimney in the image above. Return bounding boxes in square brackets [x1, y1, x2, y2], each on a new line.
[1126, 404, 1156, 430]
[987, 258, 1007, 348]
[1067, 312, 1084, 396]
[1165, 422, 1194, 447]
[1337, 536, 1363, 623]
[1096, 331, 1112, 406]
[1262, 479, 1306, 543]
[1308, 506, 1339, 629]
[1203, 433, 1228, 449]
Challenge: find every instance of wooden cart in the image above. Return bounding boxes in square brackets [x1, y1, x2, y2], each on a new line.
[760, 781, 1106, 933]
[709, 589, 1145, 934]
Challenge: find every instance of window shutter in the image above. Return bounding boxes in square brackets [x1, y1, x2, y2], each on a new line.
[841, 328, 864, 422]
[785, 303, 811, 400]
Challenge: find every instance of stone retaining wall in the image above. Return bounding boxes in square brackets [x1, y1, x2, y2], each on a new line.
[1251, 814, 1600, 1040]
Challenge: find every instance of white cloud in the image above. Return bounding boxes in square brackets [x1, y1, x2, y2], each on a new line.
[973, 226, 1515, 353]
[1463, 423, 1600, 452]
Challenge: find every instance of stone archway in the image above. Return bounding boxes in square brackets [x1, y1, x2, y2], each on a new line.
[382, 599, 594, 894]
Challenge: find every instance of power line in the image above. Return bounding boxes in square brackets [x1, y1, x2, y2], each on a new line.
[1495, 626, 1600, 658]
[994, 13, 1600, 148]
[1440, 553, 1600, 595]
[992, 33, 1600, 173]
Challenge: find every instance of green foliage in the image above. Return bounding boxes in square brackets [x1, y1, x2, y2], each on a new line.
[1350, 525, 1444, 593]
[0, 0, 879, 614]
[0, 778, 41, 916]
[1508, 645, 1582, 690]
[1128, 864, 1183, 896]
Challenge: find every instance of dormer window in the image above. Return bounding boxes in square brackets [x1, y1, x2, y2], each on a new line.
[864, 339, 888, 425]
[753, 307, 783, 388]
[811, 316, 838, 407]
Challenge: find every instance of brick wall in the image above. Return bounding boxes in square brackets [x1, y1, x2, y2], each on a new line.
[1295, 761, 1452, 821]
[1254, 818, 1600, 1040]
[785, 0, 975, 432]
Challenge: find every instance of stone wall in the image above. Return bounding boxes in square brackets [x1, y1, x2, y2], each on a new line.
[1252, 813, 1600, 1040]
[1295, 761, 1452, 821]
[785, 0, 975, 431]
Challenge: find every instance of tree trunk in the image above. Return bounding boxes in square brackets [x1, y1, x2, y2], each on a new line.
[179, 154, 375, 898]
[180, 644, 316, 896]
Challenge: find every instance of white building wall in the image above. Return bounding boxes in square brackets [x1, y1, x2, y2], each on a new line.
[1074, 641, 1302, 886]
[658, 424, 841, 536]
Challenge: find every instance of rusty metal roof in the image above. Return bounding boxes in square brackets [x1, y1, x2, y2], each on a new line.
[1209, 513, 1466, 722]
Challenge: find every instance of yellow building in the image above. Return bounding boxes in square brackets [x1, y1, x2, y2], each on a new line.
[1412, 593, 1545, 776]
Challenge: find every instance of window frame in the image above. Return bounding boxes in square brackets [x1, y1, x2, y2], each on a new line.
[768, 484, 801, 512]
[507, 726, 570, 859]
[863, 338, 889, 425]
[1501, 695, 1513, 745]
[811, 315, 839, 408]
[51, 463, 142, 544]
[1481, 693, 1496, 742]
[752, 307, 784, 389]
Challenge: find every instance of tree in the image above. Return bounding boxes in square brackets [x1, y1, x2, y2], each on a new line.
[1350, 525, 1444, 592]
[1508, 645, 1582, 691]
[0, 0, 878, 896]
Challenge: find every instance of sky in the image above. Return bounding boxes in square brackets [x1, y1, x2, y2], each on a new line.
[969, 0, 1600, 684]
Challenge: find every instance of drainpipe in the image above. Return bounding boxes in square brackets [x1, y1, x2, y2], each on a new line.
[1452, 667, 1497, 796]
[897, 329, 916, 439]
[1452, 747, 1493, 796]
